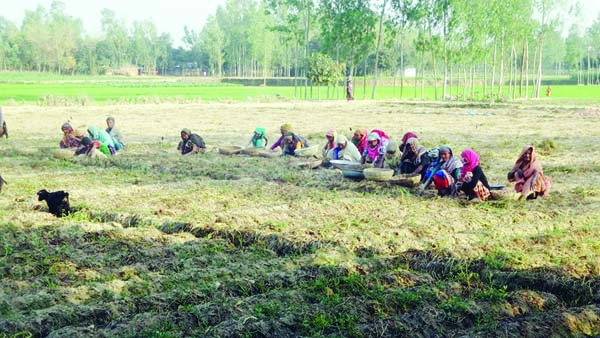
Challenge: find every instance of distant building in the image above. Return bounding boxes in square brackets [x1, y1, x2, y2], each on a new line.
[404, 67, 416, 78]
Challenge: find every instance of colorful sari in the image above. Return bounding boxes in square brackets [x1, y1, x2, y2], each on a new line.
[507, 146, 551, 199]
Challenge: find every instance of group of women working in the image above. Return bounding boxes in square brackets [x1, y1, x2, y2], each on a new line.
[59, 119, 551, 201]
[246, 124, 551, 201]
[59, 116, 126, 157]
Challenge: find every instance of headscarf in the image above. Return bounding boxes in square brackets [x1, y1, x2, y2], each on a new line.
[61, 123, 74, 133]
[255, 127, 266, 136]
[106, 116, 115, 124]
[284, 131, 294, 141]
[386, 140, 399, 153]
[333, 135, 362, 162]
[352, 128, 368, 154]
[402, 137, 426, 164]
[325, 128, 337, 150]
[365, 132, 382, 162]
[400, 132, 418, 152]
[512, 146, 540, 172]
[88, 126, 115, 148]
[460, 149, 480, 177]
[181, 128, 192, 137]
[439, 145, 462, 174]
[280, 124, 292, 133]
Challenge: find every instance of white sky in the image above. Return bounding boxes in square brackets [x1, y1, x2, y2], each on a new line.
[2, 0, 599, 46]
[2, 0, 227, 47]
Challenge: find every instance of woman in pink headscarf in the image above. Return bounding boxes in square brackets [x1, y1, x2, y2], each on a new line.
[456, 149, 491, 201]
[369, 129, 390, 149]
[351, 128, 368, 154]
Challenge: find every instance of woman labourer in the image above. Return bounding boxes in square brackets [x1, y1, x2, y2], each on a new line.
[507, 146, 551, 200]
[106, 116, 126, 151]
[456, 149, 491, 201]
[385, 140, 402, 174]
[59, 123, 84, 149]
[322, 128, 337, 158]
[329, 135, 361, 162]
[269, 123, 292, 152]
[75, 136, 112, 157]
[282, 131, 308, 156]
[399, 132, 418, 153]
[419, 145, 462, 196]
[88, 126, 116, 155]
[178, 128, 206, 155]
[369, 129, 390, 150]
[361, 132, 386, 168]
[399, 137, 427, 176]
[351, 128, 368, 155]
[247, 127, 268, 148]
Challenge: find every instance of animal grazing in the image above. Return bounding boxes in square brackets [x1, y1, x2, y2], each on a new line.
[0, 121, 7, 138]
[37, 189, 70, 217]
[0, 175, 6, 192]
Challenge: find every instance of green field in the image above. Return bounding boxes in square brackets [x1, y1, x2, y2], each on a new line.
[1, 72, 599, 104]
[0, 98, 599, 337]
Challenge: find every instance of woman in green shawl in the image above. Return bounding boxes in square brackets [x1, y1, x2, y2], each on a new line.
[87, 126, 116, 155]
[247, 127, 268, 148]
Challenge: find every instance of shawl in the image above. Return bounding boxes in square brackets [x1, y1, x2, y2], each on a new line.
[401, 137, 426, 165]
[88, 126, 115, 148]
[509, 146, 550, 198]
[334, 135, 362, 162]
[439, 145, 463, 174]
[460, 149, 480, 177]
[400, 132, 418, 152]
[364, 133, 383, 162]
[352, 128, 368, 154]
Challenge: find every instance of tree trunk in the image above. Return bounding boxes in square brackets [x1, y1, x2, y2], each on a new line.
[498, 33, 505, 98]
[371, 0, 388, 99]
[491, 41, 497, 97]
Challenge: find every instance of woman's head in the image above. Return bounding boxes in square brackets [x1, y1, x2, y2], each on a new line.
[336, 135, 348, 149]
[367, 132, 380, 148]
[280, 123, 292, 135]
[386, 140, 398, 155]
[180, 128, 191, 140]
[61, 123, 73, 134]
[521, 146, 533, 163]
[254, 127, 266, 138]
[439, 145, 453, 162]
[325, 128, 336, 142]
[352, 128, 366, 140]
[284, 132, 294, 144]
[106, 116, 115, 129]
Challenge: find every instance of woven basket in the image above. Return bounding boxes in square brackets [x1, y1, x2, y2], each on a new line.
[297, 159, 323, 169]
[330, 160, 362, 170]
[363, 168, 395, 181]
[341, 168, 365, 179]
[389, 174, 420, 187]
[53, 149, 75, 160]
[294, 145, 319, 158]
[218, 145, 243, 155]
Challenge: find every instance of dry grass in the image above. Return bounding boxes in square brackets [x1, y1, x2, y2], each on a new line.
[0, 100, 599, 337]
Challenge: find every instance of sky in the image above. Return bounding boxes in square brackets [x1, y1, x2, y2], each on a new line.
[2, 0, 600, 47]
[2, 0, 227, 47]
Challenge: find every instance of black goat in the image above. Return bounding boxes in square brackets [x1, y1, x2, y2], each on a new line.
[0, 121, 7, 138]
[37, 189, 70, 217]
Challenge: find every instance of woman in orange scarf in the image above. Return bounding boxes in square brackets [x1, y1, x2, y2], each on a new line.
[507, 146, 551, 200]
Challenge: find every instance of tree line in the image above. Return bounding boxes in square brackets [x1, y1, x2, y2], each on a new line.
[1, 0, 600, 99]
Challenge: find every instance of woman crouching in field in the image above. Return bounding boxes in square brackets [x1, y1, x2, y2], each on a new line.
[419, 145, 462, 196]
[178, 128, 206, 155]
[59, 123, 84, 149]
[282, 132, 308, 156]
[247, 127, 268, 148]
[361, 132, 386, 168]
[507, 146, 551, 200]
[329, 135, 362, 162]
[106, 116, 126, 151]
[88, 126, 116, 155]
[456, 149, 491, 201]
